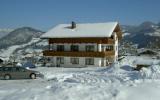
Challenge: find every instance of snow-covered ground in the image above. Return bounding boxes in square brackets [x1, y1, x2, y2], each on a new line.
[0, 56, 160, 100]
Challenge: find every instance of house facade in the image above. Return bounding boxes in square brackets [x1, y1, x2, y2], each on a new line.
[41, 22, 122, 67]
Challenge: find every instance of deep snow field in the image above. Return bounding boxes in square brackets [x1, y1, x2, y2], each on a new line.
[0, 56, 160, 100]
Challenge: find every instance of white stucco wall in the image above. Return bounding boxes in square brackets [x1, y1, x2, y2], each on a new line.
[51, 43, 98, 52]
[47, 56, 102, 67]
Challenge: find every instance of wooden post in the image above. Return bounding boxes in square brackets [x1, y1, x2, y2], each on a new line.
[48, 44, 50, 51]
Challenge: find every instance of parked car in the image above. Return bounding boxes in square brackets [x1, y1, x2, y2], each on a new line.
[22, 62, 36, 69]
[0, 66, 43, 80]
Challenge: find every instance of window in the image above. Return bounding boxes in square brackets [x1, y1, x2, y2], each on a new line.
[71, 45, 79, 51]
[106, 58, 113, 65]
[0, 68, 2, 71]
[57, 45, 64, 51]
[12, 67, 17, 72]
[105, 45, 114, 51]
[19, 68, 26, 72]
[85, 58, 94, 65]
[86, 45, 95, 52]
[51, 44, 54, 50]
[70, 58, 79, 64]
[4, 67, 11, 71]
[57, 57, 64, 64]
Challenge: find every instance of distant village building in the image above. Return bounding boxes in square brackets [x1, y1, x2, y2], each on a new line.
[138, 49, 158, 57]
[41, 22, 122, 67]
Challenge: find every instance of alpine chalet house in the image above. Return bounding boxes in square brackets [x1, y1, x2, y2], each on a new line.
[41, 22, 122, 67]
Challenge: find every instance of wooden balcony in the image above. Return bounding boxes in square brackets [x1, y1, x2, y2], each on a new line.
[48, 38, 115, 44]
[43, 50, 115, 57]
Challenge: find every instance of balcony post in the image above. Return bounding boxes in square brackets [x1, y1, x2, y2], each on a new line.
[98, 43, 102, 52]
[48, 44, 51, 50]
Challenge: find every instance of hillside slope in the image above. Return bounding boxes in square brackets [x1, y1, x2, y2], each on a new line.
[0, 27, 44, 49]
[122, 21, 160, 48]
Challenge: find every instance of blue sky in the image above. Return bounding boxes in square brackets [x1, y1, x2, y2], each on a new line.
[0, 0, 160, 31]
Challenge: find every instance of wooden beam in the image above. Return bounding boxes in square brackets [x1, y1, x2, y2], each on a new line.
[43, 50, 115, 57]
[48, 38, 115, 44]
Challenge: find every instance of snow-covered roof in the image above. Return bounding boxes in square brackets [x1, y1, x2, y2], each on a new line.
[41, 22, 118, 38]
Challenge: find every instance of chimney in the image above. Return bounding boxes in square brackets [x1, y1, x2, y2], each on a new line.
[71, 21, 76, 29]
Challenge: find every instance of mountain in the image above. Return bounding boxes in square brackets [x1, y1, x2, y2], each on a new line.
[137, 21, 156, 32]
[122, 21, 160, 48]
[0, 28, 13, 39]
[0, 27, 44, 49]
[157, 22, 160, 27]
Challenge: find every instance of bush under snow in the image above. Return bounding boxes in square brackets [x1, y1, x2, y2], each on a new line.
[140, 65, 160, 79]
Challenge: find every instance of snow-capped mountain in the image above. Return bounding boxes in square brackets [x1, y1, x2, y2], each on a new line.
[0, 27, 44, 49]
[122, 21, 160, 48]
[0, 27, 46, 60]
[0, 28, 14, 39]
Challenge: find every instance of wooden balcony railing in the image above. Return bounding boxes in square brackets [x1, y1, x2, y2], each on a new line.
[43, 50, 115, 57]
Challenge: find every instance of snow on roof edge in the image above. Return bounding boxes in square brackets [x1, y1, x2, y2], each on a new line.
[41, 22, 119, 38]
